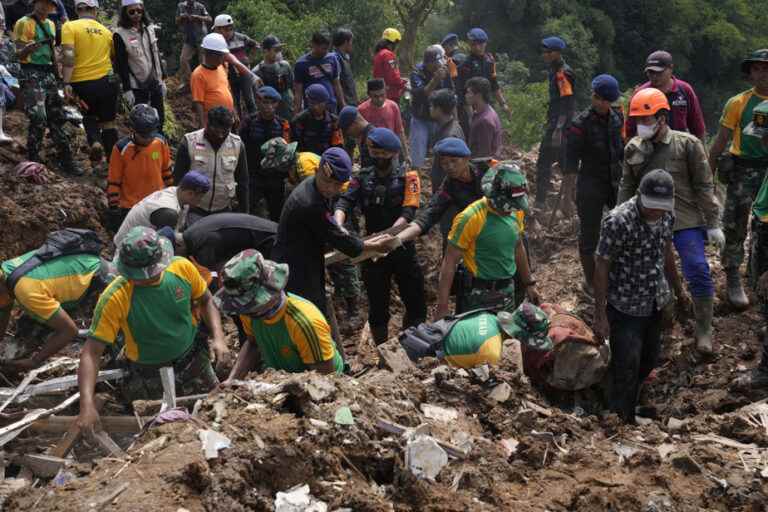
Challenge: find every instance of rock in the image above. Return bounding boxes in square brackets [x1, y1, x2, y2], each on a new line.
[309, 418, 330, 430]
[500, 438, 519, 457]
[305, 375, 336, 402]
[503, 339, 524, 374]
[471, 365, 490, 382]
[377, 338, 415, 374]
[489, 382, 512, 403]
[657, 443, 677, 460]
[275, 484, 328, 512]
[670, 451, 703, 474]
[420, 403, 459, 423]
[405, 435, 449, 480]
[334, 406, 355, 426]
[666, 417, 687, 432]
[197, 429, 232, 460]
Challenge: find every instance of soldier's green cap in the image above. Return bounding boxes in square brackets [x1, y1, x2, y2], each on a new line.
[260, 137, 299, 171]
[481, 161, 529, 214]
[497, 303, 552, 351]
[744, 100, 768, 138]
[741, 49, 768, 75]
[114, 226, 173, 281]
[214, 249, 289, 315]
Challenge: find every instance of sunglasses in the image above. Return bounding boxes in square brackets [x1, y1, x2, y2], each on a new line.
[127, 8, 144, 15]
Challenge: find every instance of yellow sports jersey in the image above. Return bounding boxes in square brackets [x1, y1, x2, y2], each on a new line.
[241, 293, 343, 373]
[720, 88, 768, 159]
[89, 258, 207, 364]
[0, 253, 101, 322]
[13, 16, 55, 65]
[61, 18, 114, 83]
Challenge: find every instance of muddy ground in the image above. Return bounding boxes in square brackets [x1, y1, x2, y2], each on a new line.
[1, 94, 767, 511]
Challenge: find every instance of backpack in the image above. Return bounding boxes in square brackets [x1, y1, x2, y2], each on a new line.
[399, 308, 489, 362]
[6, 228, 103, 290]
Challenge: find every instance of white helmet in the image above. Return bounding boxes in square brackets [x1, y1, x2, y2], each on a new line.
[213, 14, 234, 28]
[201, 33, 230, 53]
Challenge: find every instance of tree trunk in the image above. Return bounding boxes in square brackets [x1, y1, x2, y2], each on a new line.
[394, 0, 440, 75]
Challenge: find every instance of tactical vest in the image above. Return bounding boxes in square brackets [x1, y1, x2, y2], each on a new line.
[114, 25, 162, 89]
[356, 163, 419, 233]
[254, 60, 292, 94]
[184, 129, 243, 212]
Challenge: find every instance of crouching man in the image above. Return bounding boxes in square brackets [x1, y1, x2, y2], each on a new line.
[216, 250, 344, 380]
[77, 227, 229, 430]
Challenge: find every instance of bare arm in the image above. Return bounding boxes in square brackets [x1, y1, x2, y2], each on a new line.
[708, 126, 732, 174]
[306, 358, 336, 375]
[395, 222, 424, 243]
[198, 290, 229, 367]
[226, 337, 261, 381]
[333, 209, 346, 227]
[194, 102, 205, 129]
[436, 243, 463, 319]
[515, 238, 539, 304]
[61, 45, 75, 84]
[32, 310, 78, 364]
[76, 339, 106, 430]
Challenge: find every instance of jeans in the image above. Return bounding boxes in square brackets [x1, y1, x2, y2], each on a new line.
[607, 304, 662, 424]
[673, 227, 714, 298]
[409, 116, 434, 168]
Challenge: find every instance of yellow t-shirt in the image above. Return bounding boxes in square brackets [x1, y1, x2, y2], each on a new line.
[61, 18, 114, 83]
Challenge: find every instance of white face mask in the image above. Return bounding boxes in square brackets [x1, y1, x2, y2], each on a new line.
[637, 122, 658, 140]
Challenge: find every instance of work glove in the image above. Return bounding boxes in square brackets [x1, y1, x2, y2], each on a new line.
[123, 90, 135, 109]
[707, 227, 726, 250]
[160, 81, 167, 98]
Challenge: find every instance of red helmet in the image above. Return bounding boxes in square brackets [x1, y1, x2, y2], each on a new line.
[14, 161, 49, 185]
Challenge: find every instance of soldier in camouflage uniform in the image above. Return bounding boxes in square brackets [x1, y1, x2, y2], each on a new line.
[12, 0, 81, 174]
[77, 227, 229, 429]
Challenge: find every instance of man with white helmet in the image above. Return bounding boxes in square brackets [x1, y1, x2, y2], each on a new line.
[212, 13, 258, 116]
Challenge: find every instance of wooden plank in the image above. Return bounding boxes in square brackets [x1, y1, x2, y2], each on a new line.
[324, 225, 407, 266]
[14, 454, 67, 479]
[92, 430, 125, 457]
[47, 395, 106, 459]
[0, 393, 80, 448]
[131, 393, 208, 416]
[29, 415, 148, 435]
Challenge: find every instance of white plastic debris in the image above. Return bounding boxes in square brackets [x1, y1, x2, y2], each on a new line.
[198, 429, 231, 460]
[274, 484, 328, 512]
[420, 404, 458, 423]
[405, 435, 449, 480]
[159, 367, 176, 413]
[488, 382, 512, 403]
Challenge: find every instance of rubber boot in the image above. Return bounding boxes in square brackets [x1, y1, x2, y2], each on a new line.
[693, 296, 715, 356]
[726, 267, 750, 310]
[733, 327, 768, 389]
[579, 253, 595, 297]
[0, 107, 13, 144]
[371, 324, 389, 346]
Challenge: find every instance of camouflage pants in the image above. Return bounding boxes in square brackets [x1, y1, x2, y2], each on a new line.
[749, 217, 768, 319]
[722, 164, 768, 270]
[120, 337, 219, 404]
[329, 260, 361, 300]
[21, 68, 75, 166]
[458, 281, 516, 314]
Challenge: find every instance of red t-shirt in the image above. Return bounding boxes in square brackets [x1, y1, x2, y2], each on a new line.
[358, 98, 404, 135]
[372, 49, 406, 102]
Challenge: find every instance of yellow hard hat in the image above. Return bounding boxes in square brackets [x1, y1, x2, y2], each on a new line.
[382, 28, 402, 43]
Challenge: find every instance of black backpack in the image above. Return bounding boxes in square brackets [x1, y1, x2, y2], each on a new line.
[399, 308, 490, 362]
[6, 229, 103, 290]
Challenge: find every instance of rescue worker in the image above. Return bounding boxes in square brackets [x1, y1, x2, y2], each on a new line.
[161, 212, 277, 273]
[565, 74, 624, 294]
[454, 28, 511, 136]
[106, 104, 172, 231]
[251, 35, 293, 119]
[173, 107, 249, 224]
[410, 45, 452, 168]
[113, 0, 165, 131]
[13, 0, 82, 175]
[61, 0, 119, 172]
[338, 105, 375, 167]
[216, 250, 344, 379]
[293, 30, 345, 114]
[332, 28, 357, 107]
[212, 14, 258, 116]
[175, 0, 210, 92]
[708, 49, 768, 310]
[535, 36, 576, 209]
[357, 78, 409, 163]
[372, 28, 406, 104]
[428, 89, 465, 192]
[239, 86, 291, 221]
[618, 88, 722, 355]
[272, 147, 395, 318]
[626, 51, 706, 140]
[77, 226, 230, 429]
[594, 170, 684, 424]
[466, 76, 502, 159]
[0, 244, 113, 372]
[334, 127, 426, 343]
[114, 170, 210, 246]
[440, 32, 465, 86]
[435, 163, 539, 318]
[291, 84, 344, 155]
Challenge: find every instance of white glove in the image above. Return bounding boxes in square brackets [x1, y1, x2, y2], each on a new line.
[707, 227, 726, 250]
[160, 81, 167, 98]
[123, 90, 135, 108]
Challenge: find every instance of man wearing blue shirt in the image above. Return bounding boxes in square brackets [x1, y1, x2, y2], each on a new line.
[293, 31, 345, 114]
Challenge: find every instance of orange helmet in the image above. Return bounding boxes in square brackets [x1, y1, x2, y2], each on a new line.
[629, 88, 670, 117]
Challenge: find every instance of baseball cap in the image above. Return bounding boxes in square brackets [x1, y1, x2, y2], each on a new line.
[645, 51, 673, 72]
[319, 147, 353, 182]
[214, 250, 289, 316]
[638, 169, 675, 212]
[338, 106, 359, 130]
[262, 35, 282, 50]
[76, 0, 99, 7]
[121, 0, 142, 7]
[213, 14, 234, 28]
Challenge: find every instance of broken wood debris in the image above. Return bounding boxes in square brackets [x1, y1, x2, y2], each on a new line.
[0, 369, 125, 404]
[376, 418, 469, 459]
[0, 393, 80, 448]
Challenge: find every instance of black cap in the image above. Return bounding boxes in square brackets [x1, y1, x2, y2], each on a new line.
[262, 35, 282, 50]
[645, 51, 673, 72]
[638, 169, 675, 212]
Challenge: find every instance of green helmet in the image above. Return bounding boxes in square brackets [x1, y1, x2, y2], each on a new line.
[744, 100, 768, 138]
[481, 161, 529, 214]
[214, 249, 289, 315]
[497, 303, 552, 352]
[741, 49, 768, 75]
[260, 137, 299, 171]
[114, 226, 173, 280]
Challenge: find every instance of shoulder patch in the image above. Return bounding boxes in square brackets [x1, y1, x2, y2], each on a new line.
[403, 171, 421, 208]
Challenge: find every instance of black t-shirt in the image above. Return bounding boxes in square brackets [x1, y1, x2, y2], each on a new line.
[182, 212, 277, 270]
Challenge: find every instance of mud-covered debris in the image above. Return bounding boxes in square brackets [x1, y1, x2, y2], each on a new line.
[471, 365, 490, 382]
[334, 406, 355, 425]
[304, 375, 336, 402]
[376, 338, 415, 374]
[197, 429, 231, 460]
[405, 435, 449, 480]
[666, 417, 688, 432]
[489, 382, 512, 403]
[614, 443, 640, 464]
[274, 484, 327, 512]
[421, 403, 459, 423]
[670, 451, 703, 474]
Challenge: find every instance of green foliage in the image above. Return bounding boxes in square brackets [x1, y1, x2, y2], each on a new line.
[502, 81, 549, 150]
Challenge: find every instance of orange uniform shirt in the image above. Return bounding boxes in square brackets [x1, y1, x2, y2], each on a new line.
[190, 64, 234, 119]
[107, 136, 172, 209]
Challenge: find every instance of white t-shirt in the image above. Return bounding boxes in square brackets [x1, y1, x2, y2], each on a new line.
[114, 187, 180, 246]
